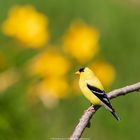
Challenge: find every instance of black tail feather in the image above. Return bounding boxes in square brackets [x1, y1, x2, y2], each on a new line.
[111, 111, 120, 121]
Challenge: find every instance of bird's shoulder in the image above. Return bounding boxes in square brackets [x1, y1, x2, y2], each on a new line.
[85, 79, 104, 91]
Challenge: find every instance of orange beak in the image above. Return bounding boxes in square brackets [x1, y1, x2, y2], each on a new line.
[75, 71, 80, 75]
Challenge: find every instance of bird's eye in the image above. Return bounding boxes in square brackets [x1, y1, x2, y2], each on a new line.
[79, 67, 85, 72]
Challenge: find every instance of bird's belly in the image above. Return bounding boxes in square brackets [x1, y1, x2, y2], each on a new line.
[81, 87, 100, 105]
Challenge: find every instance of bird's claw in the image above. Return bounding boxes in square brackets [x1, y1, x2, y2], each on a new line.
[84, 108, 94, 113]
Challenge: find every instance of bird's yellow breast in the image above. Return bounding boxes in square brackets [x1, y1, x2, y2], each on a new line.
[79, 80, 100, 105]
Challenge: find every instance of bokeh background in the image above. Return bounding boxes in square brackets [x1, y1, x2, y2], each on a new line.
[0, 0, 140, 140]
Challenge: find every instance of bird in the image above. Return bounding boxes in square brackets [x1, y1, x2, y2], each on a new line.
[75, 67, 120, 121]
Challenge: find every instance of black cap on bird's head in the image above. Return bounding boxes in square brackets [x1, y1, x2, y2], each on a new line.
[79, 67, 85, 72]
[75, 67, 85, 75]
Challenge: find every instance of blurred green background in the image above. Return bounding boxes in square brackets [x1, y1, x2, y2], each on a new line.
[0, 0, 140, 140]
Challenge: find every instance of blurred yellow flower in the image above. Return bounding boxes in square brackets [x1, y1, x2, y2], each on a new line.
[28, 49, 70, 77]
[2, 5, 49, 48]
[37, 77, 69, 99]
[28, 77, 69, 108]
[90, 61, 116, 88]
[62, 21, 99, 63]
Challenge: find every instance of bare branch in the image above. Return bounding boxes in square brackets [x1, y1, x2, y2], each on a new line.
[70, 82, 140, 140]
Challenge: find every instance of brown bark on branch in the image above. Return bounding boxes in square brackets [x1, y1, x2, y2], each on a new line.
[70, 82, 140, 140]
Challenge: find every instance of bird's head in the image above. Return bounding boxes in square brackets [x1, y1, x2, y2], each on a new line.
[75, 67, 93, 77]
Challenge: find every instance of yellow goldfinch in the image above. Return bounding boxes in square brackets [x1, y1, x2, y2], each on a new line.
[76, 67, 120, 121]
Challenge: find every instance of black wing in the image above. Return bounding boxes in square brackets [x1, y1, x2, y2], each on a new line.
[87, 84, 114, 112]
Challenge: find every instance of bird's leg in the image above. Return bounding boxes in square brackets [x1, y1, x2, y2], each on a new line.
[85, 108, 94, 112]
[84, 104, 94, 112]
[85, 104, 100, 112]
